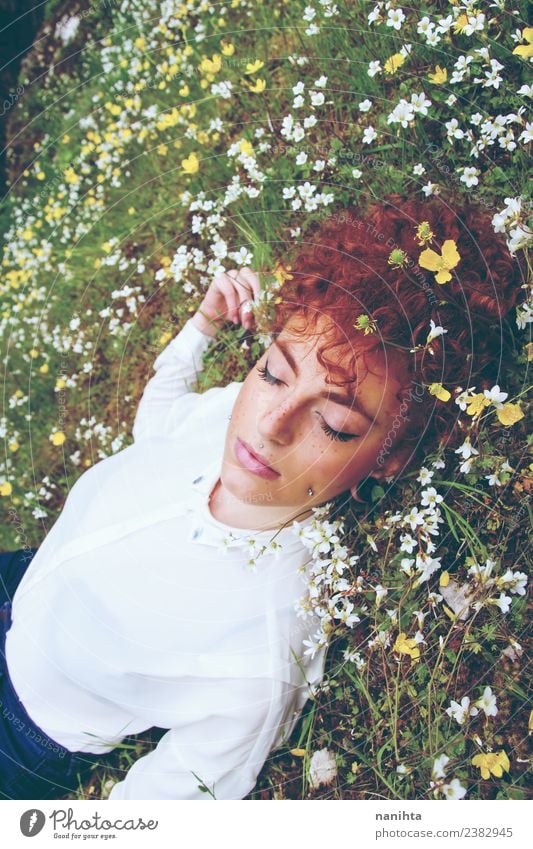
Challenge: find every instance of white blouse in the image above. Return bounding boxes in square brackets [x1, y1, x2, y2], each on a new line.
[6, 318, 327, 800]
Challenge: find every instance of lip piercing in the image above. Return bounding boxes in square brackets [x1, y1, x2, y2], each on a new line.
[307, 487, 314, 497]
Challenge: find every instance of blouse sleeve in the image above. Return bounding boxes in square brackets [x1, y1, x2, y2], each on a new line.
[132, 318, 216, 443]
[107, 677, 278, 801]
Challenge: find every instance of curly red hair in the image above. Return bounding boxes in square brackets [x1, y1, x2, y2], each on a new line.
[271, 193, 526, 470]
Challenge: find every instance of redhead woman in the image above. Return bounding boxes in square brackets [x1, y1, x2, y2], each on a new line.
[0, 194, 523, 800]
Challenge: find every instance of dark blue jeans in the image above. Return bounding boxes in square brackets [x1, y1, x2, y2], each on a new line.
[0, 548, 116, 799]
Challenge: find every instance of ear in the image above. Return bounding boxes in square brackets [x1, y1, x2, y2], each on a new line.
[371, 440, 413, 481]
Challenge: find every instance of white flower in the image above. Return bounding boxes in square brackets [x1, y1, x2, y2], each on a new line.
[387, 99, 415, 128]
[413, 163, 425, 175]
[314, 75, 328, 88]
[386, 8, 405, 30]
[358, 98, 372, 112]
[295, 151, 308, 165]
[417, 466, 434, 485]
[374, 584, 388, 606]
[483, 385, 508, 407]
[432, 458, 445, 469]
[310, 91, 325, 106]
[497, 569, 527, 596]
[485, 471, 502, 487]
[422, 181, 437, 197]
[292, 81, 305, 95]
[421, 487, 443, 507]
[399, 558, 414, 577]
[432, 754, 450, 780]
[367, 61, 382, 78]
[442, 778, 467, 800]
[445, 696, 479, 725]
[475, 686, 498, 718]
[362, 126, 378, 144]
[308, 748, 338, 789]
[460, 166, 479, 188]
[405, 506, 425, 531]
[491, 593, 512, 614]
[410, 92, 432, 115]
[427, 319, 447, 343]
[400, 534, 417, 554]
[454, 439, 479, 461]
[352, 168, 363, 180]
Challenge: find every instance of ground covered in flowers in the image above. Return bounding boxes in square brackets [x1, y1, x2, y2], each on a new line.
[1, 0, 531, 800]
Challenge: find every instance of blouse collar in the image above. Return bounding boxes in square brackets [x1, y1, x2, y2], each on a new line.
[186, 458, 316, 551]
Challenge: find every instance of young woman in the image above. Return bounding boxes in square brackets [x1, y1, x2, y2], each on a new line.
[0, 194, 523, 800]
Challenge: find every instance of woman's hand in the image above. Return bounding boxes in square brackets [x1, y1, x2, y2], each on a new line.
[191, 268, 262, 337]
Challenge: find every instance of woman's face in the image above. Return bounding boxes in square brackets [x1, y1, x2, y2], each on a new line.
[219, 314, 412, 517]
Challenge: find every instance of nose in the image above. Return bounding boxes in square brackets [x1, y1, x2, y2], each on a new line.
[257, 397, 300, 446]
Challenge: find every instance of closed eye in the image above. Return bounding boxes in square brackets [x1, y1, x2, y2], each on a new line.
[255, 361, 360, 443]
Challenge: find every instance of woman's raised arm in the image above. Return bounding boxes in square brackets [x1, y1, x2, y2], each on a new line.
[132, 268, 261, 442]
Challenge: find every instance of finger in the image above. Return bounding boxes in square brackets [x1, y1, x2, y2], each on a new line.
[226, 267, 255, 300]
[219, 277, 241, 323]
[237, 267, 262, 303]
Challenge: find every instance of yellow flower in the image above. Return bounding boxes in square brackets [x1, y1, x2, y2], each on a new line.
[428, 65, 447, 84]
[158, 331, 173, 347]
[466, 393, 490, 417]
[55, 378, 66, 390]
[453, 14, 469, 34]
[415, 221, 435, 246]
[39, 363, 49, 374]
[290, 748, 306, 757]
[496, 403, 524, 426]
[245, 60, 265, 74]
[439, 570, 450, 587]
[178, 84, 190, 97]
[8, 440, 19, 452]
[50, 431, 66, 446]
[198, 54, 222, 74]
[239, 139, 254, 157]
[248, 78, 266, 93]
[418, 239, 461, 284]
[0, 482, 12, 496]
[393, 632, 420, 662]
[529, 709, 533, 735]
[220, 40, 235, 56]
[273, 263, 293, 285]
[428, 383, 451, 402]
[181, 152, 200, 174]
[471, 750, 510, 780]
[512, 27, 533, 59]
[384, 52, 405, 74]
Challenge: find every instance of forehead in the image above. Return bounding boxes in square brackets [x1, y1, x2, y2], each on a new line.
[277, 314, 410, 391]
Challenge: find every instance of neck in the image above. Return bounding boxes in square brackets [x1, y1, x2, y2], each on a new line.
[208, 478, 315, 532]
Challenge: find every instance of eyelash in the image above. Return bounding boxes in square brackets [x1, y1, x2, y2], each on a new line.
[256, 362, 360, 443]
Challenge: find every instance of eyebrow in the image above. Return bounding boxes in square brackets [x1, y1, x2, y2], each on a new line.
[272, 338, 378, 424]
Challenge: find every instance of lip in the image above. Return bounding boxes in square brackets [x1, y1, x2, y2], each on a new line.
[234, 438, 280, 480]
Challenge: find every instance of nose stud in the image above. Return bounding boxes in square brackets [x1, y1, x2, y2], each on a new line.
[259, 442, 264, 448]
